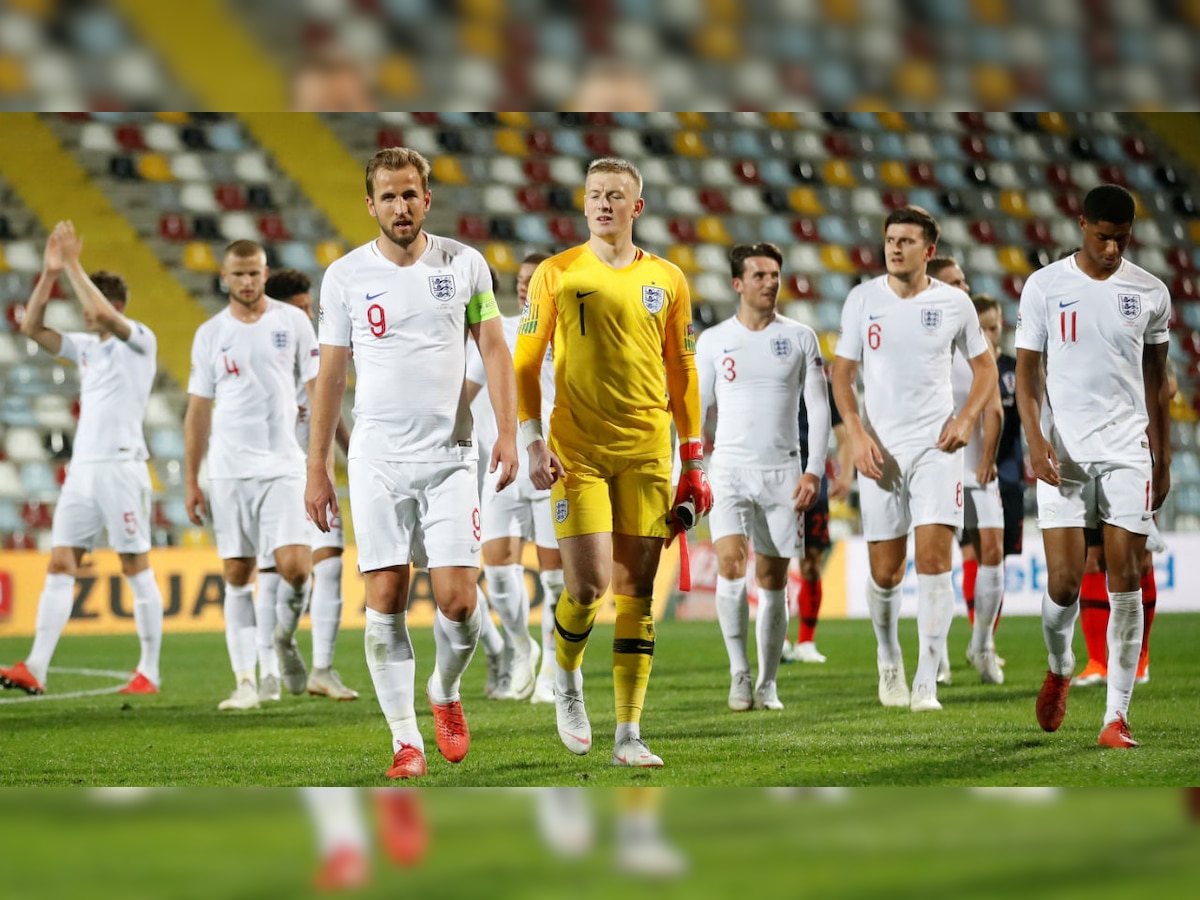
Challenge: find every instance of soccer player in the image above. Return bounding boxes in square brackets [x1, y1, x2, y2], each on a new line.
[514, 157, 711, 767]
[696, 242, 830, 711]
[833, 206, 997, 712]
[1016, 184, 1171, 749]
[465, 252, 565, 703]
[184, 240, 318, 711]
[249, 268, 358, 702]
[781, 379, 853, 665]
[0, 222, 163, 696]
[949, 295, 1006, 684]
[305, 147, 518, 779]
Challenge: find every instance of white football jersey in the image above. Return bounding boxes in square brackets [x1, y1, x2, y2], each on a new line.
[836, 275, 990, 457]
[188, 300, 319, 479]
[696, 313, 829, 473]
[58, 320, 156, 463]
[951, 350, 987, 486]
[466, 313, 555, 456]
[319, 234, 496, 463]
[1016, 255, 1170, 464]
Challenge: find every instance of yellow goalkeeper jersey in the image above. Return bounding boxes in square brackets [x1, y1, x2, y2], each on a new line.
[514, 243, 700, 460]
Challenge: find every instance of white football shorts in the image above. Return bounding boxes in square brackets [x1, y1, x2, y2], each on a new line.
[708, 463, 804, 559]
[51, 460, 152, 554]
[209, 474, 311, 561]
[858, 445, 965, 542]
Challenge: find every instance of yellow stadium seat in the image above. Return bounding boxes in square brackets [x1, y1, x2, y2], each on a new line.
[148, 466, 164, 493]
[696, 216, 731, 243]
[972, 0, 1010, 23]
[707, 0, 742, 20]
[895, 59, 940, 103]
[182, 241, 218, 273]
[0, 245, 8, 272]
[1189, 221, 1200, 245]
[460, 21, 503, 59]
[431, 156, 468, 184]
[377, 54, 421, 99]
[573, 187, 586, 210]
[485, 242, 517, 274]
[496, 111, 530, 127]
[880, 160, 912, 188]
[997, 246, 1033, 275]
[875, 112, 909, 131]
[999, 190, 1031, 218]
[823, 159, 857, 187]
[819, 331, 839, 359]
[676, 112, 708, 128]
[674, 131, 709, 157]
[822, 0, 862, 24]
[136, 153, 174, 182]
[181, 527, 212, 548]
[763, 112, 796, 130]
[494, 129, 527, 157]
[695, 24, 741, 61]
[461, 0, 504, 17]
[315, 241, 346, 268]
[666, 245, 698, 273]
[0, 56, 27, 92]
[1037, 112, 1071, 134]
[788, 187, 825, 215]
[155, 112, 190, 124]
[973, 64, 1016, 107]
[820, 245, 857, 273]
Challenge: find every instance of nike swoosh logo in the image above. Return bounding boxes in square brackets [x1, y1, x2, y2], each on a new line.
[868, 314, 885, 321]
[562, 731, 590, 746]
[575, 290, 598, 298]
[366, 291, 388, 301]
[1058, 300, 1080, 308]
[722, 347, 737, 353]
[219, 345, 232, 352]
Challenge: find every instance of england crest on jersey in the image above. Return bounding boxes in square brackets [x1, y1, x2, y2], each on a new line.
[642, 285, 665, 314]
[272, 330, 289, 349]
[1119, 293, 1142, 320]
[429, 275, 455, 301]
[771, 337, 793, 359]
[921, 307, 942, 331]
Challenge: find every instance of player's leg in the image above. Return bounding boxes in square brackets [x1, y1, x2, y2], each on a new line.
[709, 463, 753, 709]
[482, 534, 536, 700]
[254, 558, 281, 700]
[475, 582, 509, 699]
[533, 541, 564, 703]
[793, 481, 830, 663]
[960, 537, 979, 626]
[1137, 546, 1156, 683]
[607, 454, 672, 767]
[752, 552, 791, 710]
[350, 458, 425, 777]
[262, 475, 315, 695]
[117, 553, 161, 693]
[302, 787, 370, 891]
[307, 533, 359, 700]
[1075, 528, 1109, 684]
[218, 556, 260, 710]
[422, 460, 488, 763]
[965, 483, 1006, 684]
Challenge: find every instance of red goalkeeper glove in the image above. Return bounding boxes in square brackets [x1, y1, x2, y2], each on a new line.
[673, 440, 712, 518]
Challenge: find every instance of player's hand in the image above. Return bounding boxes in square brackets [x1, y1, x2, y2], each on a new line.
[43, 225, 65, 273]
[852, 433, 885, 481]
[674, 441, 713, 517]
[936, 414, 973, 453]
[490, 436, 519, 492]
[305, 466, 339, 532]
[296, 404, 308, 423]
[185, 482, 207, 526]
[527, 439, 564, 490]
[1152, 458, 1171, 511]
[58, 220, 82, 263]
[792, 473, 821, 513]
[1028, 435, 1060, 487]
[975, 459, 998, 486]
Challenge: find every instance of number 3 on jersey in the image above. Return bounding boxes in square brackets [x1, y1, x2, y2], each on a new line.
[867, 322, 881, 350]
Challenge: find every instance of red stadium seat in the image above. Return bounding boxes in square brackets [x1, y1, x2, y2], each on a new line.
[1055, 192, 1082, 216]
[526, 131, 554, 154]
[1002, 274, 1026, 299]
[961, 135, 989, 159]
[457, 215, 489, 242]
[1172, 273, 1198, 300]
[732, 160, 761, 185]
[908, 162, 938, 186]
[1166, 247, 1194, 271]
[957, 112, 987, 131]
[969, 220, 998, 244]
[55, 464, 68, 486]
[159, 214, 191, 241]
[5, 302, 24, 331]
[881, 189, 909, 210]
[668, 218, 698, 243]
[4, 532, 37, 550]
[21, 501, 53, 530]
[257, 214, 290, 242]
[215, 184, 246, 211]
[787, 274, 817, 299]
[699, 188, 730, 214]
[1025, 220, 1053, 245]
[791, 218, 820, 242]
[586, 113, 615, 127]
[1097, 164, 1127, 187]
[823, 132, 853, 157]
[115, 125, 147, 151]
[850, 245, 881, 270]
[523, 159, 552, 184]
[411, 112, 441, 125]
[584, 131, 613, 156]
[377, 128, 404, 148]
[1044, 164, 1073, 188]
[548, 216, 580, 243]
[1123, 136, 1151, 160]
[516, 186, 548, 212]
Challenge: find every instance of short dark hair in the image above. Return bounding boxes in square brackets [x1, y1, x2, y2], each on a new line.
[927, 256, 960, 280]
[729, 241, 783, 279]
[224, 239, 265, 260]
[265, 268, 311, 301]
[972, 294, 1001, 316]
[522, 251, 551, 267]
[89, 271, 127, 306]
[1082, 184, 1135, 225]
[884, 205, 940, 245]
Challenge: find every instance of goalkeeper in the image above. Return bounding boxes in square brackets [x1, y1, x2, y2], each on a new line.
[513, 157, 711, 769]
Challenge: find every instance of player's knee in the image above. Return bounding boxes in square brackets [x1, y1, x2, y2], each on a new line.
[717, 556, 747, 580]
[1047, 572, 1083, 605]
[46, 552, 77, 577]
[118, 553, 149, 577]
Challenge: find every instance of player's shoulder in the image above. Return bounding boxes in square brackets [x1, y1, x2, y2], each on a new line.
[543, 244, 589, 274]
[1118, 258, 1170, 295]
[695, 317, 732, 347]
[636, 248, 688, 285]
[195, 307, 231, 338]
[1023, 256, 1072, 291]
[323, 240, 378, 279]
[773, 312, 817, 336]
[424, 232, 486, 269]
[270, 299, 316, 330]
[847, 274, 887, 302]
[123, 318, 157, 342]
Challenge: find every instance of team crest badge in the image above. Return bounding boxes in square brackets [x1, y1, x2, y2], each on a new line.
[771, 337, 793, 358]
[555, 499, 569, 523]
[429, 275, 455, 301]
[1119, 293, 1142, 319]
[921, 307, 942, 331]
[642, 285, 665, 314]
[272, 330, 289, 349]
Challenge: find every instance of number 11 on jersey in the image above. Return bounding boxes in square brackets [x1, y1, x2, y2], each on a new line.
[1060, 310, 1077, 343]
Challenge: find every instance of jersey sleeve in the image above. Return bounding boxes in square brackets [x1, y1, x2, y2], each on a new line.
[56, 332, 83, 365]
[955, 293, 990, 359]
[663, 265, 701, 441]
[124, 320, 156, 356]
[318, 262, 352, 348]
[295, 310, 320, 383]
[466, 251, 499, 325]
[1014, 274, 1047, 352]
[835, 288, 864, 361]
[1146, 282, 1171, 345]
[187, 324, 215, 399]
[464, 338, 486, 386]
[800, 328, 831, 477]
[695, 327, 716, 421]
[827, 381, 843, 428]
[514, 260, 558, 424]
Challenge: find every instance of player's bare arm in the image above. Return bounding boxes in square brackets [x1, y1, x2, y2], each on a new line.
[57, 221, 132, 342]
[305, 345, 349, 531]
[1015, 347, 1060, 487]
[21, 229, 65, 356]
[975, 381, 1003, 485]
[183, 394, 213, 525]
[938, 349, 998, 452]
[1144, 340, 1172, 510]
[829, 422, 855, 501]
[792, 473, 822, 513]
[472, 315, 518, 491]
[832, 357, 883, 480]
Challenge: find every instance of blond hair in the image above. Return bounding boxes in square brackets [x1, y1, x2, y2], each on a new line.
[585, 157, 643, 196]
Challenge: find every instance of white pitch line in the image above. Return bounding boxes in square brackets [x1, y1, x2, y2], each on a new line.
[0, 666, 130, 704]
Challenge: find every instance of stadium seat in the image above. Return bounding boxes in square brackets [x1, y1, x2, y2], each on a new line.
[137, 153, 174, 182]
[786, 273, 818, 300]
[548, 216, 580, 243]
[214, 184, 246, 211]
[488, 217, 515, 241]
[257, 215, 289, 242]
[696, 217, 731, 244]
[665, 187, 703, 216]
[515, 215, 552, 245]
[908, 162, 937, 186]
[143, 122, 183, 153]
[80, 122, 118, 152]
[1, 242, 40, 273]
[1055, 192, 1083, 217]
[636, 215, 672, 246]
[666, 245, 698, 274]
[969, 219, 998, 244]
[695, 244, 729, 274]
[998, 190, 1032, 217]
[516, 186, 548, 213]
[668, 218, 698, 243]
[182, 241, 219, 273]
[219, 213, 259, 242]
[820, 245, 857, 274]
[997, 246, 1034, 275]
[4, 427, 46, 463]
[20, 461, 57, 498]
[489, 157, 525, 186]
[233, 152, 271, 182]
[115, 124, 147, 152]
[482, 186, 519, 215]
[0, 461, 21, 498]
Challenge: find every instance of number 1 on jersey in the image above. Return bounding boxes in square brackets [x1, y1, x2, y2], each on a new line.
[579, 302, 586, 336]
